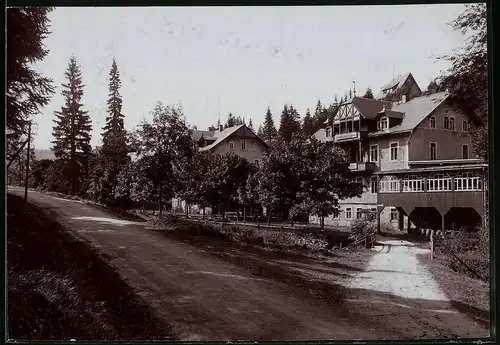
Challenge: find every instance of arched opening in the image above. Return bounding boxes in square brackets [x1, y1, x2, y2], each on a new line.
[445, 207, 482, 232]
[409, 207, 442, 230]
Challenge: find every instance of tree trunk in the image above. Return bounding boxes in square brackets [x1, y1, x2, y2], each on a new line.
[237, 208, 240, 222]
[202, 206, 206, 220]
[267, 208, 272, 225]
[320, 216, 325, 230]
[158, 184, 163, 217]
[185, 201, 189, 218]
[243, 206, 246, 222]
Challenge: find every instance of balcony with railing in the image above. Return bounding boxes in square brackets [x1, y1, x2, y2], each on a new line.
[349, 162, 376, 172]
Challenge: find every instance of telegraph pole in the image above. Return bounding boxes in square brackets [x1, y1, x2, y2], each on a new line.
[24, 122, 32, 203]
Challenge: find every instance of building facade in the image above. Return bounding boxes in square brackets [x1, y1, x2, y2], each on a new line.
[172, 124, 269, 214]
[312, 74, 487, 232]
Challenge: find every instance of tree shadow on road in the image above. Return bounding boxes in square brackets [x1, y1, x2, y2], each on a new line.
[343, 286, 490, 339]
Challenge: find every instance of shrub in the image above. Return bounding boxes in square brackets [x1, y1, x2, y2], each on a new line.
[350, 212, 376, 240]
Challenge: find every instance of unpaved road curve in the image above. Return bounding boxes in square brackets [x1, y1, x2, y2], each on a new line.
[8, 188, 379, 341]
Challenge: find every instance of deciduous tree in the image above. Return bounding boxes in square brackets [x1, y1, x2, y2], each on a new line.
[132, 102, 195, 215]
[440, 3, 487, 161]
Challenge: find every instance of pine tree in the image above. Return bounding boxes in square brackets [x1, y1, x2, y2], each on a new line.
[257, 125, 264, 138]
[225, 112, 235, 128]
[302, 109, 314, 138]
[101, 58, 129, 197]
[363, 87, 374, 99]
[7, 7, 55, 159]
[262, 107, 278, 142]
[312, 99, 328, 133]
[51, 56, 92, 195]
[278, 104, 301, 143]
[248, 118, 254, 130]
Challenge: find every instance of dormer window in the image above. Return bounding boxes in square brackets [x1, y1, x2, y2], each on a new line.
[325, 128, 331, 137]
[377, 118, 388, 130]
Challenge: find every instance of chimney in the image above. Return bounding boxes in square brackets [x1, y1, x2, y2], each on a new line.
[219, 125, 223, 131]
[402, 94, 407, 103]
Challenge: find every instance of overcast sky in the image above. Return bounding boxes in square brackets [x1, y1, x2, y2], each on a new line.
[32, 4, 469, 149]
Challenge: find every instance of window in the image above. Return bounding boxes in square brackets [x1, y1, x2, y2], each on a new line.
[379, 176, 400, 193]
[429, 116, 436, 128]
[241, 140, 247, 150]
[345, 207, 352, 219]
[427, 173, 453, 192]
[378, 118, 388, 130]
[252, 141, 257, 150]
[356, 208, 363, 219]
[390, 142, 398, 160]
[325, 128, 331, 137]
[462, 120, 469, 132]
[454, 172, 482, 191]
[430, 142, 437, 160]
[370, 177, 378, 194]
[390, 208, 398, 222]
[229, 141, 234, 150]
[370, 144, 379, 162]
[402, 175, 425, 192]
[356, 177, 364, 186]
[333, 209, 339, 219]
[444, 116, 455, 130]
[254, 159, 259, 167]
[462, 145, 469, 159]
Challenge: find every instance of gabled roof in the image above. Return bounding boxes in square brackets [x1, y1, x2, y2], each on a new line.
[351, 97, 392, 119]
[198, 124, 268, 152]
[369, 91, 449, 137]
[377, 108, 405, 120]
[376, 73, 412, 99]
[191, 129, 215, 142]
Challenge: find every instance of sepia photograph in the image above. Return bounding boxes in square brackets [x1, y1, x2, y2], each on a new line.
[6, 3, 491, 341]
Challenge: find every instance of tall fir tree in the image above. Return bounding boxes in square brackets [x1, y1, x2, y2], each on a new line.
[278, 104, 301, 142]
[302, 109, 314, 138]
[363, 87, 374, 99]
[312, 99, 328, 133]
[101, 58, 129, 197]
[51, 56, 92, 195]
[261, 107, 278, 142]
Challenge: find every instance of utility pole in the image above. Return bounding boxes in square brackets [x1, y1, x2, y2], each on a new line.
[24, 122, 31, 203]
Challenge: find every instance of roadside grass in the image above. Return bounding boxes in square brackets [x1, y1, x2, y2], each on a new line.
[147, 215, 357, 253]
[416, 252, 490, 329]
[7, 194, 174, 340]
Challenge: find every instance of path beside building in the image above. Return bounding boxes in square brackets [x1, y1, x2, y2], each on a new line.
[345, 239, 489, 339]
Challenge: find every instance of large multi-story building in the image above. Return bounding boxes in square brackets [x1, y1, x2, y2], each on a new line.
[312, 74, 487, 232]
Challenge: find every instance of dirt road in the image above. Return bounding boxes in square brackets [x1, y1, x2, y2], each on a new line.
[8, 188, 489, 340]
[8, 188, 380, 341]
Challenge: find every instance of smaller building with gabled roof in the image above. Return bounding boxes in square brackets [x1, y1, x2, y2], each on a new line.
[376, 72, 422, 102]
